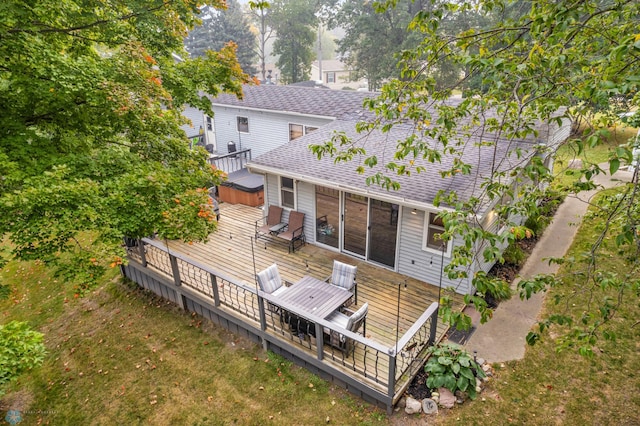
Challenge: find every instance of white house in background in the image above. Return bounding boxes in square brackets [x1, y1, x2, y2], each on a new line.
[311, 59, 367, 91]
[207, 85, 373, 158]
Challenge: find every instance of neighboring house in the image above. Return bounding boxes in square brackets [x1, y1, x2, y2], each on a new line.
[233, 88, 570, 295]
[207, 85, 373, 158]
[311, 59, 367, 90]
[181, 105, 216, 151]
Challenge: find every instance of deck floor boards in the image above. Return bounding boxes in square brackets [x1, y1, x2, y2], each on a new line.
[163, 203, 464, 348]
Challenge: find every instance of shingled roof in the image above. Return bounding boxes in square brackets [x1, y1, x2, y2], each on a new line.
[209, 85, 375, 119]
[248, 118, 542, 216]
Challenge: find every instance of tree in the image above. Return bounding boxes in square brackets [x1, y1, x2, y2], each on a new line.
[328, 0, 424, 91]
[314, 0, 640, 354]
[185, 1, 258, 76]
[0, 0, 249, 292]
[249, 1, 275, 83]
[270, 0, 318, 84]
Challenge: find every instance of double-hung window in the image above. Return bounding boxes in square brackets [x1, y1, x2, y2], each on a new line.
[237, 116, 249, 133]
[326, 72, 336, 83]
[280, 177, 295, 209]
[423, 212, 448, 252]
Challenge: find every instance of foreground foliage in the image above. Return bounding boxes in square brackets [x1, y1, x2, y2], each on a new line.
[424, 343, 485, 400]
[315, 0, 640, 352]
[0, 322, 46, 397]
[0, 0, 249, 291]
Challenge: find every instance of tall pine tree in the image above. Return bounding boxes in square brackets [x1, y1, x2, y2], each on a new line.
[185, 1, 257, 76]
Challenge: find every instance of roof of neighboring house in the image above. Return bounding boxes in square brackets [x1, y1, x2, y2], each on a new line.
[248, 115, 549, 216]
[209, 84, 375, 119]
[288, 80, 331, 89]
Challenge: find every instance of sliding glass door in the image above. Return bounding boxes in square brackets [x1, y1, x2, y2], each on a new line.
[315, 186, 339, 249]
[367, 200, 398, 268]
[315, 187, 398, 268]
[343, 192, 368, 257]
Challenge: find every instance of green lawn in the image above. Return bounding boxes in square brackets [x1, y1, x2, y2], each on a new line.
[0, 262, 385, 425]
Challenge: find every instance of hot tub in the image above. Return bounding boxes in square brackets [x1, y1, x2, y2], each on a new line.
[218, 168, 264, 207]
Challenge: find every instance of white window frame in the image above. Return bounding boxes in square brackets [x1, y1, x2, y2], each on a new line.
[279, 176, 296, 209]
[422, 211, 451, 256]
[288, 123, 304, 141]
[237, 116, 249, 133]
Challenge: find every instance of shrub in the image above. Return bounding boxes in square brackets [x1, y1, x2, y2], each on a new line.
[503, 244, 525, 266]
[424, 343, 486, 400]
[0, 321, 46, 396]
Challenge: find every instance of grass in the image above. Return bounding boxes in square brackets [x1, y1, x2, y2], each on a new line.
[0, 261, 385, 425]
[430, 203, 640, 421]
[553, 124, 637, 189]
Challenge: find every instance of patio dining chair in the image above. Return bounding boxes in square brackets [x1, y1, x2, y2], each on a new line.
[328, 260, 357, 306]
[324, 303, 368, 355]
[278, 211, 306, 253]
[256, 263, 289, 313]
[255, 205, 284, 240]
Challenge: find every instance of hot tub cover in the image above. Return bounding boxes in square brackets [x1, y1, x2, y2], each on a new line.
[221, 168, 264, 193]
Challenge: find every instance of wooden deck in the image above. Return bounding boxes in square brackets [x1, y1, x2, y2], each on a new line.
[162, 203, 465, 347]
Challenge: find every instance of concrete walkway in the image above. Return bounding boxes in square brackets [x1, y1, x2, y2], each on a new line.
[458, 165, 635, 363]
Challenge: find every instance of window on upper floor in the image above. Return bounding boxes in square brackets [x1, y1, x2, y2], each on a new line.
[289, 124, 304, 140]
[237, 116, 249, 133]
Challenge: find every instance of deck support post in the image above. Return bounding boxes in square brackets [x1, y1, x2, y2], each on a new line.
[169, 254, 181, 287]
[428, 307, 439, 346]
[210, 273, 220, 306]
[387, 350, 396, 405]
[138, 239, 147, 267]
[315, 323, 324, 360]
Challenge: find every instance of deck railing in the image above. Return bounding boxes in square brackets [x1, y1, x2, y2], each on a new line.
[123, 237, 439, 412]
[208, 148, 252, 174]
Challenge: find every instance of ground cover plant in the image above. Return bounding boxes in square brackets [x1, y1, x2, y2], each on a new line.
[0, 261, 385, 425]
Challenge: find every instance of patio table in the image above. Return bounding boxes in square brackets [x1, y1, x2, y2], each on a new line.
[269, 222, 287, 235]
[275, 275, 353, 339]
[277, 275, 353, 320]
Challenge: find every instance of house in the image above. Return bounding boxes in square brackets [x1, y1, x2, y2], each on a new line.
[207, 85, 373, 158]
[202, 84, 571, 295]
[231, 90, 571, 296]
[311, 59, 367, 90]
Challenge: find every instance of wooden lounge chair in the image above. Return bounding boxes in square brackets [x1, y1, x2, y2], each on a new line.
[255, 205, 284, 240]
[324, 303, 368, 355]
[277, 211, 306, 253]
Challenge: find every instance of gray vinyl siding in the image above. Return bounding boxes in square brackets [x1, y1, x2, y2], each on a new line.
[396, 209, 471, 295]
[259, 173, 477, 295]
[294, 181, 315, 244]
[212, 106, 332, 158]
[181, 105, 206, 138]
